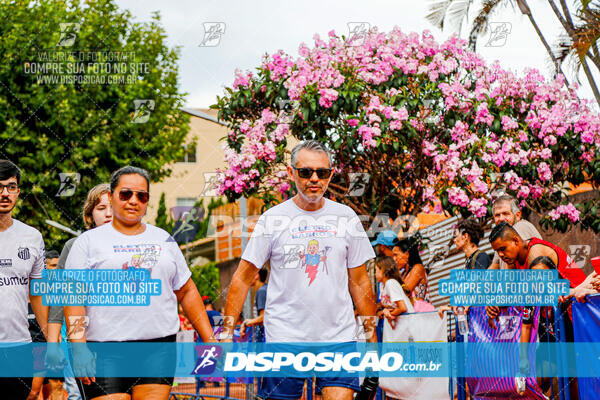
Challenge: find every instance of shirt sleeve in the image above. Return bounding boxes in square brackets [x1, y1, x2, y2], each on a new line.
[386, 279, 407, 303]
[241, 215, 271, 269]
[65, 235, 89, 270]
[169, 242, 192, 291]
[29, 231, 45, 279]
[514, 220, 542, 241]
[48, 238, 76, 325]
[346, 213, 376, 269]
[255, 286, 267, 312]
[475, 252, 491, 270]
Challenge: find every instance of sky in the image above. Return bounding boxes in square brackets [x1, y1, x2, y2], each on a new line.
[114, 0, 598, 109]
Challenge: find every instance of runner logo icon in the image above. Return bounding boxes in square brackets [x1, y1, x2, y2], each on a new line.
[192, 345, 223, 375]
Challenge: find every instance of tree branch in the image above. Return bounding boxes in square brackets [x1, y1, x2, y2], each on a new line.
[547, 0, 570, 33]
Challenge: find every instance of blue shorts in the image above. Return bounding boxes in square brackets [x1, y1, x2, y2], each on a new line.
[257, 376, 359, 399]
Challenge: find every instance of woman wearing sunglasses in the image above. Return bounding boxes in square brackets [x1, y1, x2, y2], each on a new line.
[64, 166, 215, 400]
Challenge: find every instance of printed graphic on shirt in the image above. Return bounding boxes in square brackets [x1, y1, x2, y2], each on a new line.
[380, 293, 391, 307]
[497, 315, 520, 340]
[0, 259, 12, 267]
[116, 244, 162, 272]
[17, 246, 31, 260]
[299, 239, 330, 285]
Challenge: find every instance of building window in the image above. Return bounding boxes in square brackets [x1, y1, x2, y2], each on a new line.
[177, 143, 197, 163]
[176, 197, 197, 207]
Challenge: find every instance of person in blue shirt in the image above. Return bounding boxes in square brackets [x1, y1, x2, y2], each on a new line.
[240, 268, 268, 342]
[202, 296, 222, 328]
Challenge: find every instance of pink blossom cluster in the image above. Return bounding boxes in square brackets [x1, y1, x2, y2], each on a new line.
[548, 203, 581, 223]
[217, 26, 599, 225]
[218, 109, 290, 194]
[232, 69, 253, 89]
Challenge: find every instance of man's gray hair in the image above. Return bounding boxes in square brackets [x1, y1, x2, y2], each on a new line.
[290, 140, 332, 167]
[492, 194, 520, 214]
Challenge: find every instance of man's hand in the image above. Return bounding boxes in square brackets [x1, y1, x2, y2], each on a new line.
[562, 272, 599, 303]
[45, 342, 66, 371]
[239, 321, 248, 339]
[382, 309, 395, 321]
[437, 305, 451, 319]
[72, 344, 96, 385]
[486, 306, 500, 329]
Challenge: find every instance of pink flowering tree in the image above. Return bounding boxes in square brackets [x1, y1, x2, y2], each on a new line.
[213, 28, 600, 233]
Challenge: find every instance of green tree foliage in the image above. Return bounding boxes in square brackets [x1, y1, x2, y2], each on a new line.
[0, 0, 189, 247]
[190, 261, 220, 304]
[154, 192, 174, 233]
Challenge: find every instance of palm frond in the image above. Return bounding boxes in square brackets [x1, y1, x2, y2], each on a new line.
[554, 34, 584, 82]
[468, 0, 505, 50]
[426, 0, 473, 33]
[574, 5, 600, 58]
[426, 0, 454, 29]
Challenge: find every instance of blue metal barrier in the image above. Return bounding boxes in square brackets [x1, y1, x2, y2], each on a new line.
[554, 300, 573, 400]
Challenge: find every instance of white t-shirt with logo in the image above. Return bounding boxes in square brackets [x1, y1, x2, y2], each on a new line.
[0, 219, 45, 342]
[242, 198, 375, 342]
[380, 278, 414, 342]
[65, 223, 191, 341]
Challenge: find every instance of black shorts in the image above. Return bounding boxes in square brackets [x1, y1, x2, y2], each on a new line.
[0, 344, 40, 399]
[80, 334, 176, 399]
[0, 377, 33, 399]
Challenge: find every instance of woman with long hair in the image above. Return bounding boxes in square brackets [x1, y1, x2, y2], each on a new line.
[64, 166, 214, 400]
[394, 237, 433, 311]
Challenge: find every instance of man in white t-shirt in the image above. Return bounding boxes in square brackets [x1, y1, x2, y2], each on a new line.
[488, 195, 542, 270]
[0, 160, 47, 398]
[224, 140, 377, 400]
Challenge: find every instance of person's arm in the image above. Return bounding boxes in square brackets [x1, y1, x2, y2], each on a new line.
[527, 245, 558, 271]
[62, 236, 95, 385]
[387, 300, 407, 317]
[64, 304, 95, 385]
[240, 309, 264, 338]
[486, 306, 501, 329]
[175, 278, 215, 342]
[348, 264, 378, 343]
[224, 259, 260, 339]
[244, 309, 265, 327]
[29, 234, 48, 339]
[563, 272, 599, 302]
[402, 263, 426, 292]
[48, 239, 75, 342]
[29, 294, 48, 340]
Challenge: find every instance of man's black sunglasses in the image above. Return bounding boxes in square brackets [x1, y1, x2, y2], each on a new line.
[293, 167, 332, 179]
[118, 188, 149, 204]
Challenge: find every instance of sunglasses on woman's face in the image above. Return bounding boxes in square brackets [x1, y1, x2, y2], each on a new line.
[118, 189, 149, 204]
[293, 167, 332, 179]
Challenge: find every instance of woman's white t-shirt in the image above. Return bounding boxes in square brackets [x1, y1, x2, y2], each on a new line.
[381, 278, 413, 342]
[65, 223, 191, 341]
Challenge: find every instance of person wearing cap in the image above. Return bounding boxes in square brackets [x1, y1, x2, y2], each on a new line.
[371, 230, 399, 257]
[202, 296, 222, 329]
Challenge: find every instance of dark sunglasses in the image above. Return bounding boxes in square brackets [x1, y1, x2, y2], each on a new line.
[293, 167, 332, 179]
[118, 189, 149, 204]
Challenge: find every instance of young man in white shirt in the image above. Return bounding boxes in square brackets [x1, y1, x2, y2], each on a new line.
[224, 141, 378, 400]
[0, 159, 48, 398]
